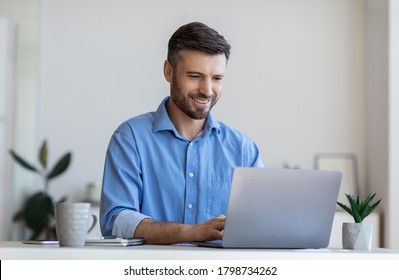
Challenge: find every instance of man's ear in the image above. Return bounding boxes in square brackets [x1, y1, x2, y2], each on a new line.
[164, 60, 173, 83]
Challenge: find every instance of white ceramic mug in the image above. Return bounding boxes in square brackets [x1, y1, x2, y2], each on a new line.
[55, 202, 97, 247]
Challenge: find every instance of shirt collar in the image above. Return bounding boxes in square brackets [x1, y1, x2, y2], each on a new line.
[153, 96, 221, 136]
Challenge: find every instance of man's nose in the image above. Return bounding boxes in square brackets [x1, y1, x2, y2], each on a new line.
[199, 79, 212, 97]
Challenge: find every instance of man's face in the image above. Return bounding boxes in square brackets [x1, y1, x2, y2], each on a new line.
[165, 50, 227, 120]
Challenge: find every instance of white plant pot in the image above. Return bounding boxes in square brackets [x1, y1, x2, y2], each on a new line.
[342, 222, 372, 250]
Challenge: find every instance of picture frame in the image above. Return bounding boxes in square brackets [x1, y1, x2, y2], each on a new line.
[314, 153, 359, 205]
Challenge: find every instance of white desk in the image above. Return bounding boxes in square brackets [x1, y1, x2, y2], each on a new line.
[88, 207, 382, 248]
[0, 241, 398, 260]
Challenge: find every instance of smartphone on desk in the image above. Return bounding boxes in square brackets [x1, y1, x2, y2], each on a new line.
[23, 237, 146, 246]
[23, 240, 59, 245]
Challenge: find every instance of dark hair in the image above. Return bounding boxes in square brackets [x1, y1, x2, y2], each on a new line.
[167, 22, 231, 68]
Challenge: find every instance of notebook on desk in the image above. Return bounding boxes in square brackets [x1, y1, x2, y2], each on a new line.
[194, 167, 342, 249]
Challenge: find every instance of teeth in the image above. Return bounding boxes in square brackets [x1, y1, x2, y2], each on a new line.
[193, 98, 209, 104]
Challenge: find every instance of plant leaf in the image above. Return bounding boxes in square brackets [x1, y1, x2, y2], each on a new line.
[340, 193, 381, 223]
[30, 226, 45, 240]
[13, 210, 24, 221]
[349, 198, 362, 223]
[46, 152, 72, 181]
[9, 150, 38, 173]
[363, 199, 382, 219]
[57, 196, 68, 203]
[337, 201, 352, 216]
[39, 140, 48, 169]
[359, 194, 375, 218]
[22, 192, 54, 237]
[345, 193, 355, 204]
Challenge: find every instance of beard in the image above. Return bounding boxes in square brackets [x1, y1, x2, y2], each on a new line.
[170, 77, 219, 120]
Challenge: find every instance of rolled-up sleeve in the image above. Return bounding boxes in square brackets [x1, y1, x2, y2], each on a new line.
[100, 126, 150, 238]
[111, 209, 150, 238]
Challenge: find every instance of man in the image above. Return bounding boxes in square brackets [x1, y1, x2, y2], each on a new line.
[100, 22, 263, 245]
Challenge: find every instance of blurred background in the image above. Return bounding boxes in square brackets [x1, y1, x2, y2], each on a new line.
[1, 0, 398, 248]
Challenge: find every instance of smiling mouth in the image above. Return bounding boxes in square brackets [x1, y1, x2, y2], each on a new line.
[192, 97, 211, 104]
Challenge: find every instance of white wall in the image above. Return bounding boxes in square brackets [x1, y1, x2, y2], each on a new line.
[366, 0, 399, 249]
[0, 0, 39, 241]
[366, 0, 389, 248]
[388, 0, 399, 250]
[12, 0, 399, 244]
[0, 16, 15, 241]
[38, 0, 367, 204]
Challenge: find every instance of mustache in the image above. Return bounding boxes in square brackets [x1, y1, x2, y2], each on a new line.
[189, 93, 214, 100]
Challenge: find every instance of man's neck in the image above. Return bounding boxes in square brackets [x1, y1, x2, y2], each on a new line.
[166, 99, 206, 141]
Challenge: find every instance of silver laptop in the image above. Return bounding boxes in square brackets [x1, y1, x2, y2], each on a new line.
[195, 167, 342, 249]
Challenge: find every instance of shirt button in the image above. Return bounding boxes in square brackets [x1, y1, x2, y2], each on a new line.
[189, 172, 194, 177]
[188, 204, 193, 209]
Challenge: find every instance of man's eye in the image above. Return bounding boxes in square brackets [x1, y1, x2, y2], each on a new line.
[189, 75, 200, 79]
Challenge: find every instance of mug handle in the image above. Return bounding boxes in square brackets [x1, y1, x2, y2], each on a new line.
[87, 214, 98, 233]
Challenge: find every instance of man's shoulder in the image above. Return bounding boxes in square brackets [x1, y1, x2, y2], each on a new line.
[215, 121, 255, 143]
[116, 112, 155, 133]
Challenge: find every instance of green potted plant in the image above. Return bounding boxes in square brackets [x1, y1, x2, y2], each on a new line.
[10, 140, 72, 240]
[337, 193, 381, 250]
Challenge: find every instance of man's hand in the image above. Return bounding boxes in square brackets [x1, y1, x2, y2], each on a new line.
[134, 215, 226, 245]
[188, 215, 225, 242]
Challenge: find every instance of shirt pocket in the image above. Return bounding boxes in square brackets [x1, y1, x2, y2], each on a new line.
[206, 176, 232, 216]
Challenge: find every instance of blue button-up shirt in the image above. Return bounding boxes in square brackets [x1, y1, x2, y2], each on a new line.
[100, 97, 263, 238]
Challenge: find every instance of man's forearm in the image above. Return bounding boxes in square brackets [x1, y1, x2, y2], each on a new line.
[133, 218, 193, 245]
[134, 215, 225, 245]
